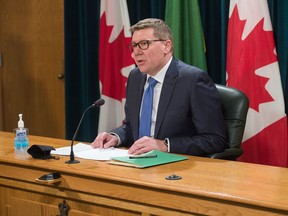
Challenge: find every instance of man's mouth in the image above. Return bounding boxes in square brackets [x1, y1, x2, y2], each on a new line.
[137, 59, 144, 65]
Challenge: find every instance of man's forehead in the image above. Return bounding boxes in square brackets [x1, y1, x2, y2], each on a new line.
[132, 28, 155, 39]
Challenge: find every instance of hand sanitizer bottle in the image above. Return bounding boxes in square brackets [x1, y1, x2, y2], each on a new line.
[13, 114, 29, 152]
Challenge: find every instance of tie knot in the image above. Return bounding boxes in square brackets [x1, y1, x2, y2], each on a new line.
[148, 77, 158, 87]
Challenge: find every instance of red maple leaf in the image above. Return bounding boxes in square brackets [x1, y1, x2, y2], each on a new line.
[99, 13, 135, 102]
[226, 5, 277, 112]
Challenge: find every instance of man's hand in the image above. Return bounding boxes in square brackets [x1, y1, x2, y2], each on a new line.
[91, 132, 118, 149]
[128, 136, 168, 155]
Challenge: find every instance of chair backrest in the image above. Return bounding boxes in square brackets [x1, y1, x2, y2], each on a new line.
[215, 84, 249, 149]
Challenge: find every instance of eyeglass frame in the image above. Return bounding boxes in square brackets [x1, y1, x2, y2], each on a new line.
[128, 39, 166, 52]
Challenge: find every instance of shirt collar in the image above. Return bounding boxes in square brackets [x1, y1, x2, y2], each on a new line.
[147, 57, 172, 84]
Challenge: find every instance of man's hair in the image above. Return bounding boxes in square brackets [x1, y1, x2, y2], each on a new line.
[130, 18, 174, 50]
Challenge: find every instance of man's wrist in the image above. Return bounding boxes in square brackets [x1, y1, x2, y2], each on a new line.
[109, 132, 121, 146]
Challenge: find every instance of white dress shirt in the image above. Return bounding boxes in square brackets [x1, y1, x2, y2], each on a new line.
[141, 57, 172, 138]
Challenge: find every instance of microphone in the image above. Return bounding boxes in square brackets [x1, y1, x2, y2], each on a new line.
[65, 98, 105, 164]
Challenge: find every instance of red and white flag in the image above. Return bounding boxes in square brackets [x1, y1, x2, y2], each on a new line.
[99, 0, 135, 133]
[226, 0, 288, 167]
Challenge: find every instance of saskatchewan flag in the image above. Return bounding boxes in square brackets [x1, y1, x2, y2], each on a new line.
[165, 0, 207, 71]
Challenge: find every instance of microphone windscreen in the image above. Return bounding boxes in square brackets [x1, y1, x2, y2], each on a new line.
[93, 98, 105, 107]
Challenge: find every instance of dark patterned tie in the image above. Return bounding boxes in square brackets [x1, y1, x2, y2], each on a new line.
[138, 77, 158, 138]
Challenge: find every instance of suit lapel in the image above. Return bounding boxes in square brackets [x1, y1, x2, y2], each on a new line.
[154, 59, 178, 137]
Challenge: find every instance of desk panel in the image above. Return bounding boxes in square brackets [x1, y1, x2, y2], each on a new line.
[0, 132, 288, 215]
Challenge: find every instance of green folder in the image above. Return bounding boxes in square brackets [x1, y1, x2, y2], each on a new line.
[109, 150, 188, 168]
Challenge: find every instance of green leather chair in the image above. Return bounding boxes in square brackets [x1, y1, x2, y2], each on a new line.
[208, 84, 249, 160]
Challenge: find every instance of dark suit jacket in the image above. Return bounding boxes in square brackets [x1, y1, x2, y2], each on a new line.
[111, 58, 227, 156]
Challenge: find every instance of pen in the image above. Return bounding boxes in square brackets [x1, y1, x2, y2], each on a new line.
[129, 154, 157, 159]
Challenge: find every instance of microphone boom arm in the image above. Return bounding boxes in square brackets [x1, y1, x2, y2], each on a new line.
[65, 99, 105, 164]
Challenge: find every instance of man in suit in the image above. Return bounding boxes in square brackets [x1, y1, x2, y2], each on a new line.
[92, 18, 227, 156]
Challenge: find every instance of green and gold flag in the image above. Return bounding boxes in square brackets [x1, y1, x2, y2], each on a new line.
[165, 0, 207, 71]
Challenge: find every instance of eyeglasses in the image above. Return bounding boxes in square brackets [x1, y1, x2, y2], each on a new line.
[128, 39, 165, 52]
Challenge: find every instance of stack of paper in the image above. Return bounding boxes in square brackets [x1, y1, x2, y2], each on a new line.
[51, 143, 129, 161]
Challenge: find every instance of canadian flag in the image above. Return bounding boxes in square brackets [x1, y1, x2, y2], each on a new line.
[226, 0, 288, 167]
[98, 0, 135, 133]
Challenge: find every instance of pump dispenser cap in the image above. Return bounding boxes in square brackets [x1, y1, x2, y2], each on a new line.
[18, 114, 24, 128]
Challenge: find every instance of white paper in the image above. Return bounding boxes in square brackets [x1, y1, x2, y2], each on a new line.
[75, 148, 129, 161]
[51, 143, 129, 161]
[51, 143, 92, 155]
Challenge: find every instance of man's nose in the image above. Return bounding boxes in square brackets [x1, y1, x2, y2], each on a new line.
[132, 46, 143, 55]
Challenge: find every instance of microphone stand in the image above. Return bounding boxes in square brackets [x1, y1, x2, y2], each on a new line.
[65, 99, 105, 164]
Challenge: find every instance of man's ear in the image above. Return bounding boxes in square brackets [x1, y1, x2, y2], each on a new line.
[164, 40, 172, 54]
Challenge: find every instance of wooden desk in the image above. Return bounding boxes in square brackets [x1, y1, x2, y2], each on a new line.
[0, 131, 287, 216]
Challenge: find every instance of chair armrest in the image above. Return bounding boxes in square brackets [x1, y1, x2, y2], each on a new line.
[208, 148, 243, 161]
